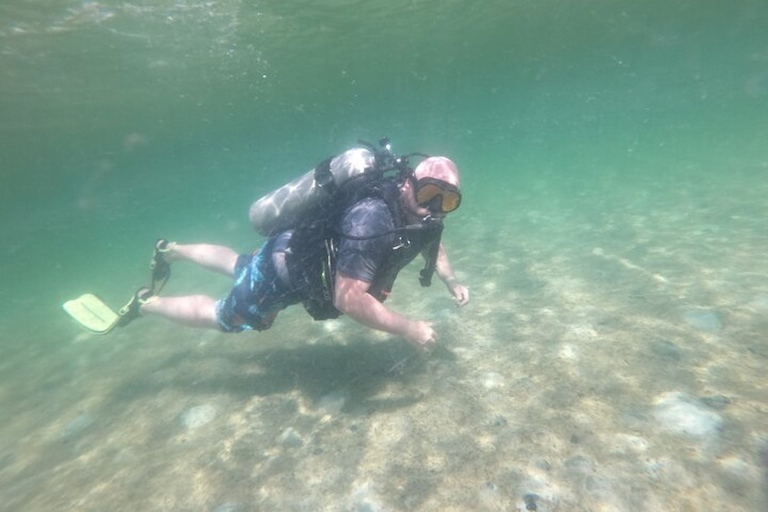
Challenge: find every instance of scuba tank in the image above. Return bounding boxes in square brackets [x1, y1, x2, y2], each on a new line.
[249, 147, 376, 236]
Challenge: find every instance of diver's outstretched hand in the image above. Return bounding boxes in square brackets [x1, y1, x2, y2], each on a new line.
[449, 282, 469, 307]
[404, 320, 437, 352]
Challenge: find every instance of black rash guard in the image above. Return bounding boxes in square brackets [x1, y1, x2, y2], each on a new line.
[335, 197, 439, 302]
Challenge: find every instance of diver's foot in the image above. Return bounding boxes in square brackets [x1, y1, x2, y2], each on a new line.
[150, 238, 176, 294]
[117, 287, 155, 327]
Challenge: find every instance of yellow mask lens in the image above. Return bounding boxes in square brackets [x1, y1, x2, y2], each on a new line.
[440, 190, 461, 212]
[415, 179, 461, 213]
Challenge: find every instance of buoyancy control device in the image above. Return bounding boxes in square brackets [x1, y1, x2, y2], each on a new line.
[248, 139, 443, 320]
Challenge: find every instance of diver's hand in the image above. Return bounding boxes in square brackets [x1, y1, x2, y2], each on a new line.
[404, 320, 436, 352]
[449, 282, 470, 307]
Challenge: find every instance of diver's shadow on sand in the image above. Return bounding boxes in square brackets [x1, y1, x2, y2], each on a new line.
[117, 338, 456, 416]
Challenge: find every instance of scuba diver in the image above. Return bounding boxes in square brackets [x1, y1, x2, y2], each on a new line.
[83, 140, 469, 351]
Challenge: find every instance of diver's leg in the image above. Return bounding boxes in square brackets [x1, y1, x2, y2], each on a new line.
[140, 295, 220, 329]
[164, 243, 240, 277]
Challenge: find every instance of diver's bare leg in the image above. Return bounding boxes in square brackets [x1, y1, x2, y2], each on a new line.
[165, 243, 240, 277]
[140, 295, 220, 329]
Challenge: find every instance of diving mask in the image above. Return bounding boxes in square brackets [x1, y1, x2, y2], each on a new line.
[414, 177, 462, 214]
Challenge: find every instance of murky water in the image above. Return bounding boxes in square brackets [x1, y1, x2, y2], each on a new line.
[1, 1, 767, 510]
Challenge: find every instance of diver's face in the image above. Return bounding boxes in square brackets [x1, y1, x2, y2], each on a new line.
[410, 158, 461, 217]
[401, 179, 428, 218]
[401, 157, 461, 220]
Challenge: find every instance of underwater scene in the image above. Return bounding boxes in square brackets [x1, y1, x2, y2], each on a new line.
[1, 1, 767, 510]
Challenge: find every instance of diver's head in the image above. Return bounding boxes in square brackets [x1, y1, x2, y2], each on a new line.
[401, 156, 462, 219]
[414, 156, 460, 188]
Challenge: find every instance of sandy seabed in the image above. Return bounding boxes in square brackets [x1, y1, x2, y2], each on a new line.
[1, 166, 767, 511]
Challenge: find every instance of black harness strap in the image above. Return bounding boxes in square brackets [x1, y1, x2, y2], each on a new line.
[419, 225, 443, 287]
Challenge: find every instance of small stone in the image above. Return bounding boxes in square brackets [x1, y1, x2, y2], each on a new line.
[180, 404, 216, 430]
[279, 427, 303, 447]
[349, 482, 384, 512]
[683, 309, 722, 332]
[610, 433, 649, 454]
[584, 475, 610, 494]
[478, 480, 503, 508]
[318, 391, 346, 415]
[213, 504, 244, 512]
[523, 493, 540, 511]
[649, 340, 681, 361]
[480, 371, 505, 390]
[491, 415, 508, 427]
[564, 455, 592, 472]
[61, 414, 92, 439]
[653, 392, 723, 439]
[700, 395, 732, 410]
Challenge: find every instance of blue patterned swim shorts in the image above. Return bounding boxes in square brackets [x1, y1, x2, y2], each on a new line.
[215, 233, 298, 332]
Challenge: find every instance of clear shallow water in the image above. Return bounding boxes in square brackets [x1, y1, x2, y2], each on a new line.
[1, 1, 768, 510]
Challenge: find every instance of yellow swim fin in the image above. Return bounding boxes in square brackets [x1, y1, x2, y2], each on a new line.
[62, 293, 121, 334]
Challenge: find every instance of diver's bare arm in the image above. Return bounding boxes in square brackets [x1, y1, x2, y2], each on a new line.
[432, 243, 469, 306]
[334, 273, 435, 348]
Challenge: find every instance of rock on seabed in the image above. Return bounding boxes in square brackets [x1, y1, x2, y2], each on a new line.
[682, 309, 722, 332]
[653, 392, 723, 440]
[180, 404, 217, 429]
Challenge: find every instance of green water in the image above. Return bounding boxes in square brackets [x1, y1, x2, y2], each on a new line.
[2, 1, 768, 510]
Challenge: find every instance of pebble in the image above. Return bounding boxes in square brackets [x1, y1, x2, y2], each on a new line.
[584, 475, 611, 495]
[61, 414, 92, 439]
[523, 493, 540, 510]
[322, 320, 342, 333]
[180, 404, 217, 430]
[278, 427, 303, 447]
[648, 339, 681, 362]
[479, 481, 503, 508]
[213, 504, 245, 512]
[318, 391, 347, 415]
[480, 371, 505, 390]
[683, 309, 722, 332]
[610, 433, 649, 454]
[491, 415, 508, 427]
[652, 392, 723, 440]
[564, 455, 593, 472]
[517, 475, 559, 512]
[558, 343, 578, 361]
[699, 394, 732, 410]
[349, 482, 384, 512]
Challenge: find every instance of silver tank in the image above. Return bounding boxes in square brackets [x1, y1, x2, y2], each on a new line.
[249, 147, 376, 236]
